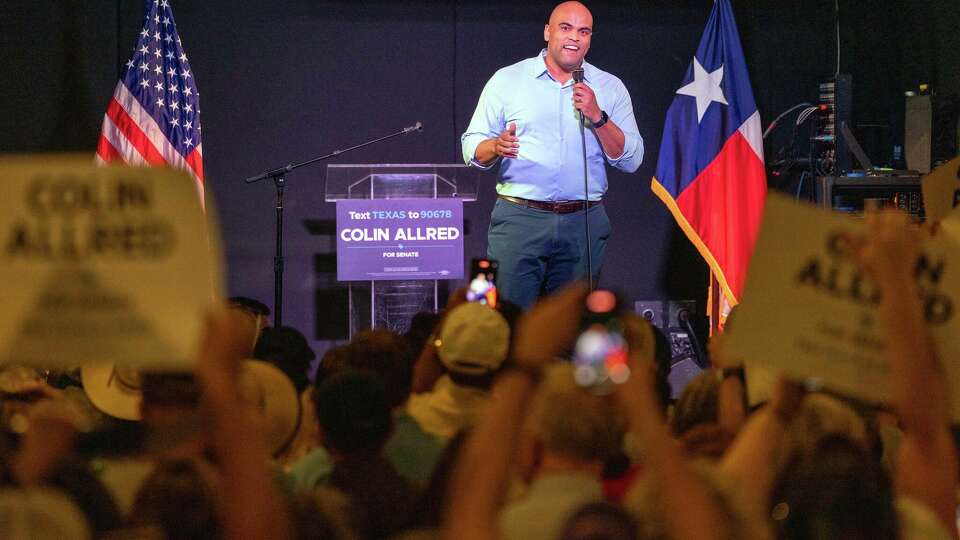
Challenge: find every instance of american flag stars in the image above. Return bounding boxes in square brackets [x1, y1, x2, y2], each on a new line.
[116, 0, 202, 157]
[98, 0, 204, 201]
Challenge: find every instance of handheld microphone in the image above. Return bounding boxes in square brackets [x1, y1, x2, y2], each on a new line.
[572, 68, 585, 122]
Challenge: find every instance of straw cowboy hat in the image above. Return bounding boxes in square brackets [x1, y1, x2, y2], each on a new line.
[81, 363, 144, 421]
[237, 359, 302, 457]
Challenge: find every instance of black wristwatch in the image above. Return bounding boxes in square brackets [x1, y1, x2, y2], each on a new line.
[592, 110, 609, 129]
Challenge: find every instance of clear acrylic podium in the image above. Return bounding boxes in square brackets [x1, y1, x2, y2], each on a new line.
[326, 164, 478, 337]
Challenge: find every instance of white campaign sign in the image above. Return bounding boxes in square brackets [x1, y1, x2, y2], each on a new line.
[921, 156, 960, 223]
[726, 192, 960, 418]
[0, 158, 224, 369]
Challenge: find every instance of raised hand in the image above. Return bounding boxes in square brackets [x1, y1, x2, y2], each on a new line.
[195, 307, 252, 411]
[495, 122, 519, 159]
[573, 82, 602, 124]
[854, 210, 921, 286]
[12, 399, 84, 485]
[512, 281, 588, 370]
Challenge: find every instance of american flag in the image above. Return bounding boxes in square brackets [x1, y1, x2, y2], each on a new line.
[96, 0, 204, 201]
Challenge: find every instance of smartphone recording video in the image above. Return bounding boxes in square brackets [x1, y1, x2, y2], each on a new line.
[572, 289, 630, 393]
[467, 258, 498, 308]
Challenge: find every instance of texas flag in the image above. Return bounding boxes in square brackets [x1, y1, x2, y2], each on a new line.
[651, 0, 766, 310]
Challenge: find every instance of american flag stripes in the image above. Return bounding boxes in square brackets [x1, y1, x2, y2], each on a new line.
[96, 0, 204, 202]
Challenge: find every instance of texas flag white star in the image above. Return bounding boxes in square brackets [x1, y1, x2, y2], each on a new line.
[676, 58, 728, 123]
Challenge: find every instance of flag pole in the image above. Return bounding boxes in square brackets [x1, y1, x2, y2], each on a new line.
[709, 272, 721, 339]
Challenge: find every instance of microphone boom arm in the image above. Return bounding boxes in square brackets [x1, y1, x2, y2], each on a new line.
[245, 122, 423, 184]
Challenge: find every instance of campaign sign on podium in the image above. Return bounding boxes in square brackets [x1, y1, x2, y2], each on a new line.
[327, 164, 478, 336]
[336, 198, 464, 281]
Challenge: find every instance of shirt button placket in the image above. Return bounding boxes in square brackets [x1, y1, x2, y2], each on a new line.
[558, 83, 564, 142]
[558, 84, 565, 169]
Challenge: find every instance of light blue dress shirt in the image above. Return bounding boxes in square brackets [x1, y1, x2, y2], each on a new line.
[461, 50, 643, 202]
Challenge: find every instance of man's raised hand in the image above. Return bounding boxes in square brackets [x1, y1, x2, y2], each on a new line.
[496, 122, 519, 159]
[573, 82, 602, 124]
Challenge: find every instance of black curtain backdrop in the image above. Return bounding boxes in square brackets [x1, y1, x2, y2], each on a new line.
[2, 0, 958, 353]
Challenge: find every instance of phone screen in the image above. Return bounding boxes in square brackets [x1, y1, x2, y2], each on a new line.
[467, 258, 498, 308]
[572, 290, 630, 392]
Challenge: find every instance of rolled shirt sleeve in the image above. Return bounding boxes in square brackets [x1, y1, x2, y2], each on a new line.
[602, 79, 644, 173]
[461, 76, 505, 170]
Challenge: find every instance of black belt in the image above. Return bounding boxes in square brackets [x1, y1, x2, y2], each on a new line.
[498, 195, 600, 214]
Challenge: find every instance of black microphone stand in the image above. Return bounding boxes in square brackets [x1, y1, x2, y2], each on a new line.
[573, 69, 593, 290]
[578, 113, 593, 291]
[243, 122, 423, 327]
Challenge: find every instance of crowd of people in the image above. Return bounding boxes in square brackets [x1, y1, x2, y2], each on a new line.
[0, 209, 956, 540]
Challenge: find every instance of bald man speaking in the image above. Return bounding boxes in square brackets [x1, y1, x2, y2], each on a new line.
[461, 1, 643, 309]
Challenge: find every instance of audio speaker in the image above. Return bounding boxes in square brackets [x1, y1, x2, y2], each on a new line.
[905, 95, 932, 173]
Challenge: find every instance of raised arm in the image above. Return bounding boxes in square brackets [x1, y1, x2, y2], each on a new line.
[857, 211, 958, 533]
[575, 78, 643, 173]
[411, 287, 468, 393]
[462, 76, 507, 169]
[720, 378, 805, 506]
[710, 334, 749, 434]
[472, 123, 519, 167]
[196, 309, 292, 540]
[443, 283, 587, 540]
[617, 315, 725, 540]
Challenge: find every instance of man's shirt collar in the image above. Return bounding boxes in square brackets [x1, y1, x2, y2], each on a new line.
[530, 49, 595, 84]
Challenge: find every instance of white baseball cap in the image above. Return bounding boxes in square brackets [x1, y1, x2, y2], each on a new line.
[435, 303, 510, 376]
